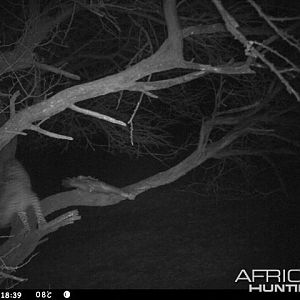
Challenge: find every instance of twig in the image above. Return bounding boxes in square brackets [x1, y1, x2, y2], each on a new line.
[0, 271, 27, 283]
[9, 91, 20, 117]
[35, 62, 81, 81]
[212, 0, 300, 101]
[70, 104, 127, 126]
[30, 125, 73, 140]
[247, 0, 300, 50]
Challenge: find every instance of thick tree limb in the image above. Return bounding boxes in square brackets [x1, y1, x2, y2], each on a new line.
[0, 0, 256, 151]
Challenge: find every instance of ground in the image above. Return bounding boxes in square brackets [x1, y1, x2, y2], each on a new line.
[5, 150, 300, 289]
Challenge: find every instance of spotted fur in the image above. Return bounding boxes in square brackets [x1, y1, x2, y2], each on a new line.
[0, 159, 46, 230]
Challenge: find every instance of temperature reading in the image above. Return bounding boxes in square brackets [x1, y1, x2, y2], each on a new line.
[35, 291, 52, 299]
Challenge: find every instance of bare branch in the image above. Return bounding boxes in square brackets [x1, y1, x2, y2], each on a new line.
[247, 0, 300, 50]
[212, 0, 300, 101]
[163, 0, 183, 59]
[69, 104, 127, 127]
[35, 62, 81, 81]
[30, 125, 73, 140]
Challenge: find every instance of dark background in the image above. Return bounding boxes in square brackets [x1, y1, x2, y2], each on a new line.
[8, 144, 299, 289]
